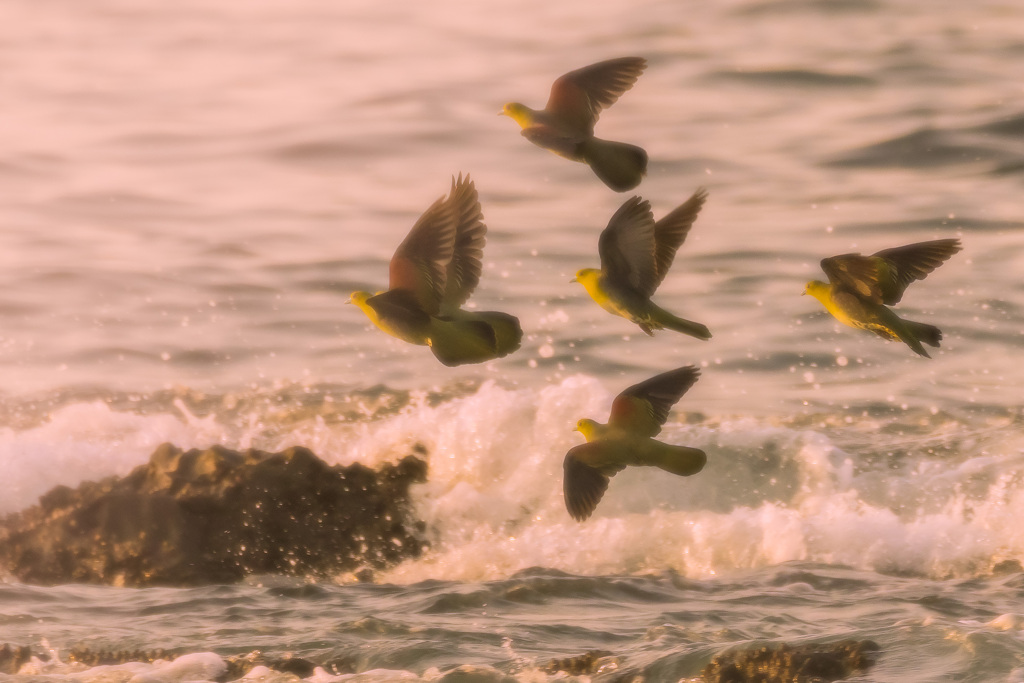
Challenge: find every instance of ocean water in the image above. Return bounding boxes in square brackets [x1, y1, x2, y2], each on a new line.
[2, 0, 1024, 680]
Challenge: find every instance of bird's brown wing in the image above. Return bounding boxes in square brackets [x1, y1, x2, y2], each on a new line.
[545, 57, 647, 135]
[822, 238, 961, 305]
[598, 196, 658, 295]
[820, 253, 881, 302]
[651, 187, 707, 289]
[389, 192, 458, 315]
[563, 445, 625, 522]
[608, 366, 700, 438]
[439, 174, 487, 313]
[871, 238, 962, 304]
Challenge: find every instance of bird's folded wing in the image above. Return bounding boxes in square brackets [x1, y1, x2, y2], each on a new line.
[608, 366, 700, 438]
[652, 187, 707, 287]
[545, 57, 647, 135]
[366, 289, 433, 335]
[599, 196, 658, 295]
[440, 174, 487, 313]
[389, 194, 459, 315]
[564, 445, 622, 522]
[820, 253, 883, 302]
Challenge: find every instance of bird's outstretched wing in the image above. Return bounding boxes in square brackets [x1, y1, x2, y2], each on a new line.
[545, 57, 647, 135]
[870, 239, 962, 304]
[440, 174, 487, 313]
[821, 238, 961, 305]
[563, 445, 625, 522]
[608, 366, 700, 438]
[389, 193, 458, 315]
[598, 196, 658, 295]
[651, 187, 707, 289]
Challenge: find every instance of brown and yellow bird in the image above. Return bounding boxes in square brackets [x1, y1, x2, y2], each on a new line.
[563, 366, 707, 522]
[573, 189, 711, 340]
[803, 238, 962, 357]
[349, 175, 522, 366]
[501, 56, 649, 192]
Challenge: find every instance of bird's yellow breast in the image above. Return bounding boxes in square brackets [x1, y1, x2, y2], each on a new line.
[350, 291, 429, 345]
[804, 281, 854, 324]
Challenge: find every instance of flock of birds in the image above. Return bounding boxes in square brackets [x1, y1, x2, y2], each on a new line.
[348, 56, 962, 522]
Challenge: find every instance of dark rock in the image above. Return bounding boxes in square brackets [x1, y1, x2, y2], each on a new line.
[702, 639, 880, 683]
[0, 644, 33, 675]
[992, 559, 1023, 576]
[0, 444, 429, 587]
[267, 655, 317, 678]
[542, 650, 615, 676]
[67, 647, 176, 666]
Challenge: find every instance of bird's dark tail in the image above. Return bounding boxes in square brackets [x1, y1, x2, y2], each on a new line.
[900, 319, 942, 358]
[466, 311, 523, 357]
[651, 446, 707, 477]
[646, 306, 712, 340]
[429, 311, 523, 366]
[905, 320, 942, 348]
[579, 137, 648, 192]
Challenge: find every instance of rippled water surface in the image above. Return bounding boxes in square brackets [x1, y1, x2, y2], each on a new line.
[2, 0, 1024, 680]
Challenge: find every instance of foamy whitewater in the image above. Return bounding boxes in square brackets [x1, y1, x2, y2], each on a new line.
[2, 0, 1024, 680]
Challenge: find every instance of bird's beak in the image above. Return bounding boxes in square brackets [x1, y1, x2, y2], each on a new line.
[800, 291, 806, 296]
[570, 277, 578, 283]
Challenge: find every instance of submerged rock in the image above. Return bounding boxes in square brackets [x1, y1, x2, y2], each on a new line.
[0, 644, 35, 675]
[702, 639, 880, 683]
[0, 443, 428, 587]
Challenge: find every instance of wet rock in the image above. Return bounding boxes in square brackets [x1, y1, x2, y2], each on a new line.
[0, 443, 428, 587]
[219, 651, 324, 681]
[992, 559, 1023, 576]
[67, 647, 176, 666]
[542, 650, 615, 676]
[0, 644, 34, 675]
[702, 639, 880, 683]
[437, 664, 518, 683]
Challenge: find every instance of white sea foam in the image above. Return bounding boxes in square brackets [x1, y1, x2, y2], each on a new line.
[344, 377, 1024, 583]
[2, 378, 1023, 582]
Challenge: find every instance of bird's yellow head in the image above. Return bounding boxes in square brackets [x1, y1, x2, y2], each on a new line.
[571, 268, 605, 300]
[572, 268, 601, 285]
[803, 280, 830, 303]
[349, 291, 372, 307]
[348, 291, 378, 322]
[500, 102, 533, 129]
[574, 418, 600, 441]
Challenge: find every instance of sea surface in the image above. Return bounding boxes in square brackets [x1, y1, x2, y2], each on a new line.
[2, 0, 1024, 680]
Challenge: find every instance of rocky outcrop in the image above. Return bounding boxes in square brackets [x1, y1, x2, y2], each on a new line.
[0, 443, 428, 587]
[701, 639, 880, 683]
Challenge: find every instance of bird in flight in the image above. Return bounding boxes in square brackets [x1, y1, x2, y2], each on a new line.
[573, 188, 711, 340]
[349, 174, 522, 366]
[501, 57, 649, 192]
[803, 238, 962, 357]
[563, 366, 707, 522]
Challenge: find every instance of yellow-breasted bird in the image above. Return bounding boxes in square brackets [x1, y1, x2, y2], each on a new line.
[573, 188, 711, 340]
[803, 238, 962, 358]
[501, 56, 648, 192]
[563, 366, 707, 522]
[349, 175, 522, 366]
